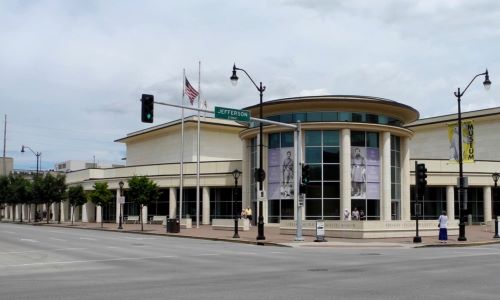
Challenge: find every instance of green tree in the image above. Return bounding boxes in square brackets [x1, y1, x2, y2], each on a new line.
[89, 181, 113, 228]
[67, 185, 87, 226]
[127, 176, 160, 231]
[32, 173, 66, 223]
[8, 174, 32, 222]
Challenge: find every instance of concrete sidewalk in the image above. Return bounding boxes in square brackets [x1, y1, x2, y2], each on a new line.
[13, 220, 500, 248]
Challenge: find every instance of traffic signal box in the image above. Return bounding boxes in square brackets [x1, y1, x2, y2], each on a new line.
[416, 163, 427, 198]
[141, 94, 154, 123]
[300, 164, 310, 194]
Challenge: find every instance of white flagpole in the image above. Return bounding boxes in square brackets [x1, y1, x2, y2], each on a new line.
[196, 61, 201, 228]
[179, 69, 185, 222]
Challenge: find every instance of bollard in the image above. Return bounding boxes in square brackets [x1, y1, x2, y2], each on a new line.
[494, 216, 499, 239]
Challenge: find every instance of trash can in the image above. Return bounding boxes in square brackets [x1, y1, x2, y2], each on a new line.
[167, 218, 180, 233]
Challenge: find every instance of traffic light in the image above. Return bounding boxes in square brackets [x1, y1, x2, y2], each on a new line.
[141, 94, 154, 123]
[254, 168, 266, 183]
[301, 164, 310, 185]
[416, 163, 427, 197]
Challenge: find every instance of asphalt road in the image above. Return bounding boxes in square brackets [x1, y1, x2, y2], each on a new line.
[1, 223, 499, 300]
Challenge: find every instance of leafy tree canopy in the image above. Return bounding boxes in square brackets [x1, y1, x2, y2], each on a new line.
[127, 176, 160, 207]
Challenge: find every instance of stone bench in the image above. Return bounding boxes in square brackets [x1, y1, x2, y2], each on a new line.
[180, 218, 192, 229]
[212, 218, 250, 231]
[125, 215, 139, 224]
[149, 216, 167, 225]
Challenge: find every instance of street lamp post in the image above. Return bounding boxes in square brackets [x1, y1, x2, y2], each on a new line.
[232, 169, 242, 238]
[231, 64, 266, 241]
[21, 145, 41, 223]
[454, 69, 491, 241]
[118, 181, 124, 230]
[492, 173, 499, 238]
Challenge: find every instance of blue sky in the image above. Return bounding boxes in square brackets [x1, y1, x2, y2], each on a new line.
[1, 0, 499, 171]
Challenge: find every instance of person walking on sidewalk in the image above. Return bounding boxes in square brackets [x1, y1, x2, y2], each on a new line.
[246, 207, 253, 227]
[438, 210, 448, 243]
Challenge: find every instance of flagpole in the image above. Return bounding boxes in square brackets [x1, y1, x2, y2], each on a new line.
[196, 61, 201, 228]
[179, 69, 186, 225]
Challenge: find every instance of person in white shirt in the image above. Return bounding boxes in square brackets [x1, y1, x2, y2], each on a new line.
[438, 211, 448, 243]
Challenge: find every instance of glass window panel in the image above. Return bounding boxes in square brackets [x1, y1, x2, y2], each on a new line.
[323, 164, 339, 181]
[294, 113, 306, 122]
[322, 112, 338, 121]
[280, 114, 293, 123]
[323, 131, 339, 146]
[269, 133, 280, 149]
[305, 131, 321, 146]
[366, 114, 378, 123]
[268, 199, 280, 217]
[367, 132, 379, 148]
[352, 199, 365, 212]
[351, 131, 365, 147]
[339, 112, 351, 122]
[268, 115, 280, 122]
[352, 112, 364, 122]
[367, 199, 380, 218]
[323, 147, 339, 163]
[306, 182, 322, 198]
[323, 199, 340, 217]
[305, 199, 322, 218]
[309, 164, 322, 181]
[281, 200, 294, 219]
[307, 112, 322, 122]
[324, 182, 340, 198]
[281, 132, 294, 147]
[379, 115, 388, 125]
[305, 147, 321, 163]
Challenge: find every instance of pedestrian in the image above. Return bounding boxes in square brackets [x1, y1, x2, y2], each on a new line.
[351, 207, 359, 220]
[343, 209, 350, 220]
[246, 207, 253, 227]
[359, 209, 365, 221]
[240, 209, 247, 219]
[438, 210, 448, 243]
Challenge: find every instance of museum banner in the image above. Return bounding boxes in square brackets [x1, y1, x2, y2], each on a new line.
[448, 120, 474, 163]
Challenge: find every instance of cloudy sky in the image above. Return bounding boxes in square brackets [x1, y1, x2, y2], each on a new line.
[1, 0, 499, 171]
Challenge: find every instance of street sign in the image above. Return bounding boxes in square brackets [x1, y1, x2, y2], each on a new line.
[214, 106, 250, 122]
[298, 193, 305, 207]
[119, 196, 125, 204]
[257, 190, 267, 202]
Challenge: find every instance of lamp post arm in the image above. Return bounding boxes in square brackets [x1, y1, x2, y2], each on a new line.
[455, 72, 487, 97]
[234, 67, 266, 93]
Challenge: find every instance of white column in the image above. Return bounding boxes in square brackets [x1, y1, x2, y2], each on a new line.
[96, 205, 102, 223]
[202, 186, 210, 225]
[340, 128, 351, 216]
[60, 200, 69, 222]
[82, 201, 95, 223]
[169, 188, 177, 218]
[381, 132, 392, 221]
[241, 139, 251, 213]
[446, 185, 455, 220]
[74, 204, 81, 222]
[15, 205, 21, 221]
[22, 204, 28, 221]
[401, 137, 411, 221]
[142, 205, 148, 224]
[484, 186, 492, 222]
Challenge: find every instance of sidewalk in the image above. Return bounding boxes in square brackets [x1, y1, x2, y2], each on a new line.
[17, 220, 500, 248]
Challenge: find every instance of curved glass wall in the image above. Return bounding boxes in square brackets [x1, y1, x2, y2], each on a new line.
[304, 130, 341, 220]
[391, 136, 401, 220]
[249, 111, 403, 128]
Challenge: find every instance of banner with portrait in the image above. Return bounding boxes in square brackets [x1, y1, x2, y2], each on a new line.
[448, 120, 474, 163]
[268, 147, 295, 200]
[351, 147, 380, 199]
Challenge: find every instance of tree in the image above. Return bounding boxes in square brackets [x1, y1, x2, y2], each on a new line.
[67, 185, 87, 226]
[89, 181, 113, 228]
[127, 176, 160, 231]
[8, 174, 32, 222]
[32, 173, 66, 223]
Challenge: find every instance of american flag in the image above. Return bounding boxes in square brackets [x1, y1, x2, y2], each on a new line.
[185, 78, 199, 105]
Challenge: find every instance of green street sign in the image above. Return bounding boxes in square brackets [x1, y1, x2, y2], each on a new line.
[214, 106, 250, 122]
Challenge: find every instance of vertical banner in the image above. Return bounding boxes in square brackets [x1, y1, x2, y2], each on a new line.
[448, 120, 474, 163]
[268, 147, 294, 200]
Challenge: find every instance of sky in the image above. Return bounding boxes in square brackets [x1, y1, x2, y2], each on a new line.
[1, 0, 499, 171]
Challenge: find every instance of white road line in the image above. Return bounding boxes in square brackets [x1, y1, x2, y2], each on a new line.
[194, 253, 220, 256]
[2, 231, 16, 234]
[0, 248, 86, 255]
[79, 237, 97, 241]
[106, 246, 119, 249]
[20, 239, 39, 243]
[5, 255, 178, 267]
[50, 237, 66, 242]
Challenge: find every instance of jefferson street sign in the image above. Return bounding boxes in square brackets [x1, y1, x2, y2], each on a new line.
[214, 106, 250, 122]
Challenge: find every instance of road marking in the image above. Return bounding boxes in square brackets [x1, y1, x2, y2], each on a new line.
[20, 239, 39, 243]
[2, 231, 16, 234]
[50, 237, 66, 242]
[79, 237, 97, 241]
[0, 248, 86, 255]
[195, 253, 220, 256]
[5, 255, 178, 267]
[106, 246, 119, 249]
